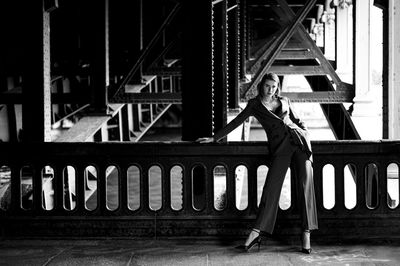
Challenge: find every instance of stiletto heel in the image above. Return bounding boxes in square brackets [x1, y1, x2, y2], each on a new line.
[301, 230, 312, 254]
[236, 229, 262, 252]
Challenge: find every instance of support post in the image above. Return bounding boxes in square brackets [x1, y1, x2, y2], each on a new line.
[181, 1, 213, 140]
[88, 0, 110, 115]
[352, 0, 382, 139]
[21, 0, 52, 142]
[228, 1, 240, 109]
[388, 0, 400, 139]
[213, 0, 229, 138]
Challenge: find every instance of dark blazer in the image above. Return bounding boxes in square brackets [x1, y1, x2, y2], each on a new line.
[213, 95, 312, 159]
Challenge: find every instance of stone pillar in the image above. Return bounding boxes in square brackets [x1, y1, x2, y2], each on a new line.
[322, 0, 336, 60]
[352, 0, 382, 139]
[336, 3, 353, 84]
[388, 0, 400, 139]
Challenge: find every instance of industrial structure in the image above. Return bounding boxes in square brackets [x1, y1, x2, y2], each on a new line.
[1, 0, 400, 242]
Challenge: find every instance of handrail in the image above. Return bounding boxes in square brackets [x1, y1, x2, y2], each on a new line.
[111, 3, 181, 98]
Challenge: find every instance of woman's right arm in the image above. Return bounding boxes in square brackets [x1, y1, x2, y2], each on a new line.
[210, 100, 254, 142]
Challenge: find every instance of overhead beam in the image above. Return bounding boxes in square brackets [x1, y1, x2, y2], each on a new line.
[110, 93, 182, 104]
[269, 65, 326, 75]
[143, 67, 182, 76]
[276, 0, 345, 89]
[281, 91, 354, 103]
[276, 50, 316, 60]
[110, 3, 181, 98]
[242, 0, 317, 98]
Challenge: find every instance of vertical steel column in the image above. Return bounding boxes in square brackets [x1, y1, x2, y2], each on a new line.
[228, 1, 240, 109]
[239, 0, 247, 80]
[132, 0, 144, 83]
[22, 1, 52, 142]
[181, 1, 214, 140]
[213, 0, 229, 138]
[88, 0, 110, 115]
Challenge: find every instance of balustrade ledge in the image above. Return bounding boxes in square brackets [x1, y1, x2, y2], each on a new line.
[0, 140, 399, 158]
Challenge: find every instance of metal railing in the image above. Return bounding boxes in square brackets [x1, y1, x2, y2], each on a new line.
[0, 141, 399, 241]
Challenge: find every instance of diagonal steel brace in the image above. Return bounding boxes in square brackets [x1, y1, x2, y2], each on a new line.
[242, 0, 317, 98]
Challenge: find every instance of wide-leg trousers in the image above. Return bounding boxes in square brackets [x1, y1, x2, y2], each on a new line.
[254, 136, 318, 234]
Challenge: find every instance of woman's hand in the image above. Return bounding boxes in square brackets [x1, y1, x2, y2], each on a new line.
[196, 137, 214, 143]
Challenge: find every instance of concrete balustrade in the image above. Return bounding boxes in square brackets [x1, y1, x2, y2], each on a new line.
[0, 141, 399, 242]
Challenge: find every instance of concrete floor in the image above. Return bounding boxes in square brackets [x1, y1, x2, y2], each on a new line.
[1, 238, 400, 266]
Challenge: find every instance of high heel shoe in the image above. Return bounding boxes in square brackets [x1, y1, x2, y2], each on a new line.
[236, 229, 261, 252]
[301, 230, 312, 254]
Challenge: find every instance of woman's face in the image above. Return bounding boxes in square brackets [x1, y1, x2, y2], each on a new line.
[262, 79, 278, 97]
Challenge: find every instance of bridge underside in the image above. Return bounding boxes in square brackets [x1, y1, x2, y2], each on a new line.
[0, 0, 376, 143]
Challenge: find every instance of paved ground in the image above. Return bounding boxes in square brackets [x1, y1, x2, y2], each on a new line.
[1, 238, 400, 266]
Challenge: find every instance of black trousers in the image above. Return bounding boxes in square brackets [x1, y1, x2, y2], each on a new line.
[254, 135, 318, 233]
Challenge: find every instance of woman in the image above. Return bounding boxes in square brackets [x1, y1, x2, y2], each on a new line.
[197, 73, 318, 253]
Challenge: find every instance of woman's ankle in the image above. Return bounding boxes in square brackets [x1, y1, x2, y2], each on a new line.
[302, 230, 311, 249]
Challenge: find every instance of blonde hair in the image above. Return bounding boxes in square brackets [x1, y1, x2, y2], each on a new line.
[257, 72, 281, 97]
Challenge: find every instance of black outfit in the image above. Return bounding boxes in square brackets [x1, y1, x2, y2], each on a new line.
[213, 95, 318, 233]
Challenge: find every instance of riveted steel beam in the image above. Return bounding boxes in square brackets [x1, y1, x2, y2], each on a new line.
[110, 92, 182, 104]
[144, 67, 182, 76]
[281, 91, 354, 103]
[269, 65, 326, 75]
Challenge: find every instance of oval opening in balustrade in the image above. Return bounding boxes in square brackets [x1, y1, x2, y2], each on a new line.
[344, 164, 357, 210]
[63, 166, 76, 211]
[365, 163, 379, 209]
[322, 164, 335, 210]
[41, 166, 54, 211]
[192, 165, 206, 211]
[213, 165, 226, 211]
[149, 165, 162, 211]
[387, 163, 399, 209]
[279, 168, 291, 211]
[257, 165, 268, 207]
[106, 165, 119, 211]
[170, 165, 183, 211]
[0, 165, 11, 211]
[84, 165, 98, 211]
[127, 165, 140, 211]
[20, 166, 33, 210]
[235, 165, 248, 210]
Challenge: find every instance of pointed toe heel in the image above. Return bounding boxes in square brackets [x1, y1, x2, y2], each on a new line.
[301, 248, 312, 254]
[244, 236, 261, 252]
